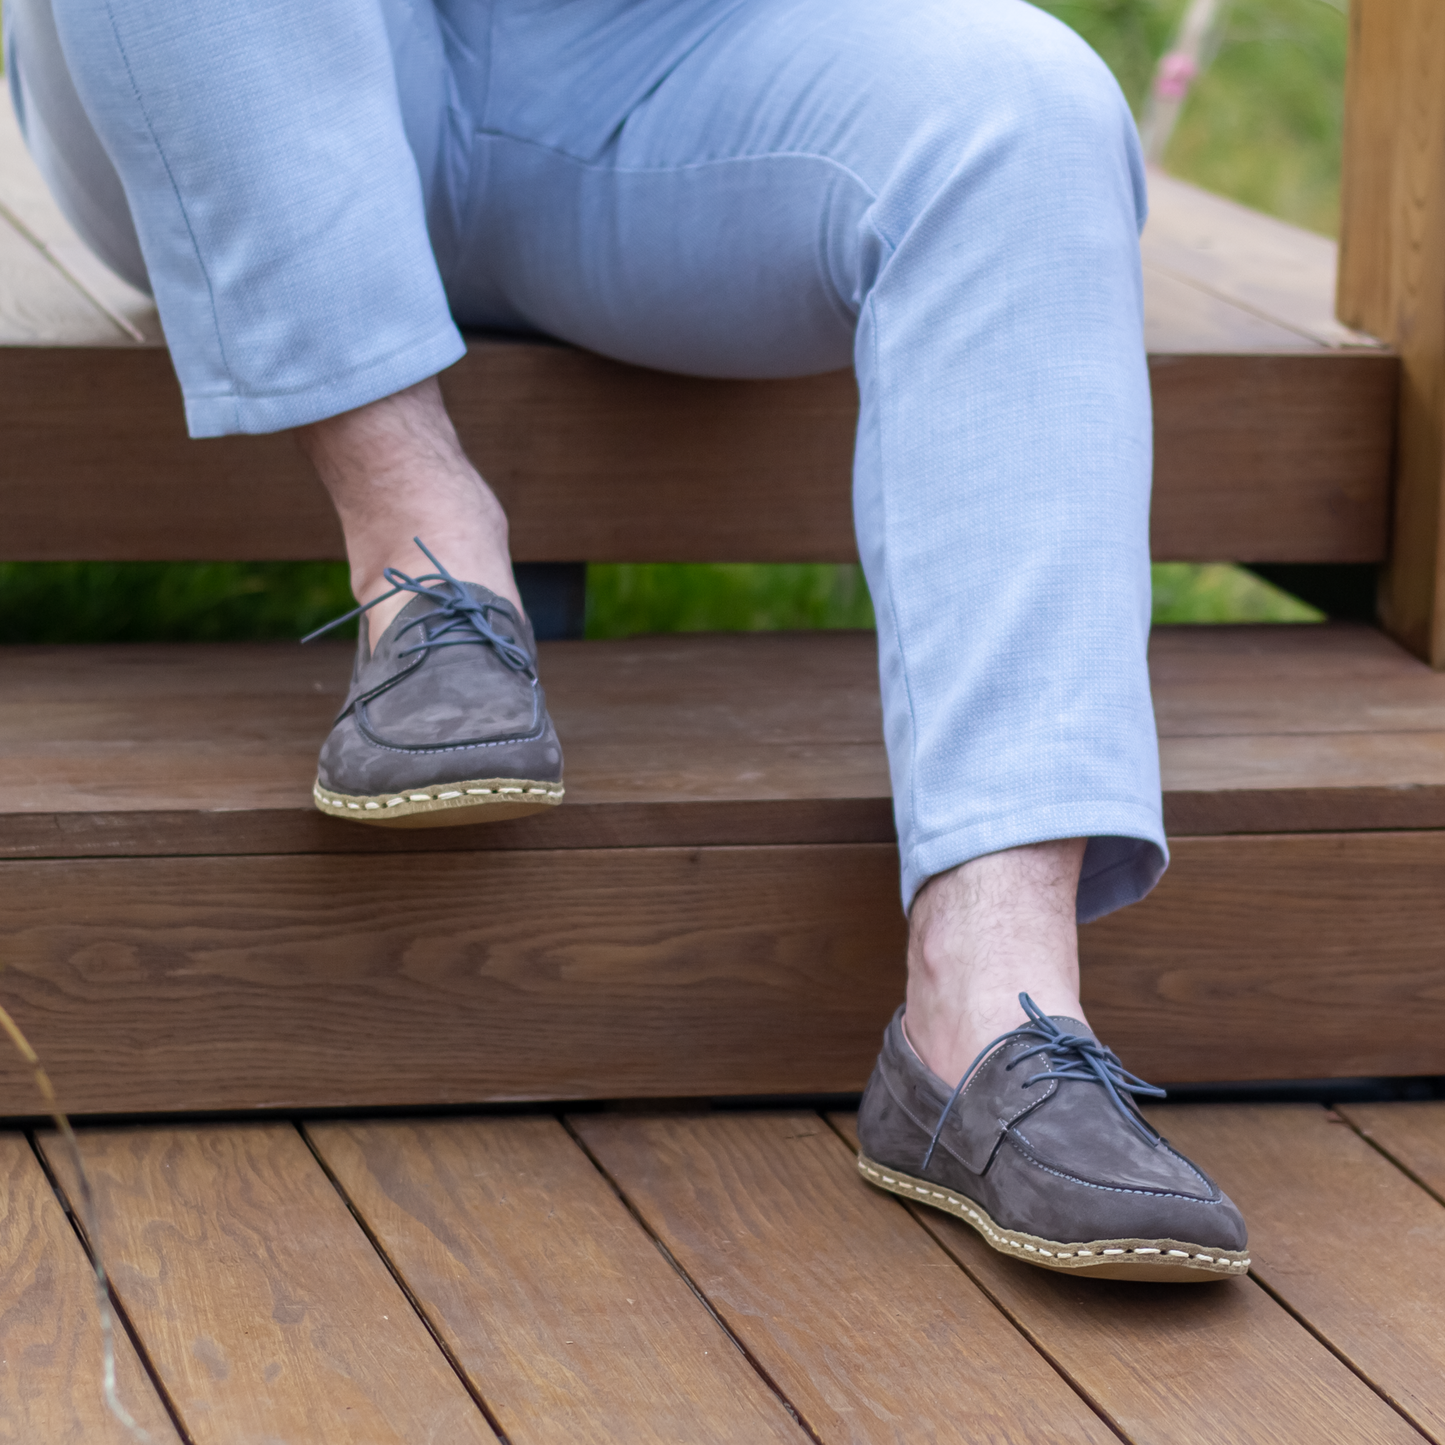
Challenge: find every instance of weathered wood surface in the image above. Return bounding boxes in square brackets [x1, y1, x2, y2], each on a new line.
[0, 1133, 178, 1443]
[309, 1117, 806, 1445]
[4, 626, 1445, 861]
[1338, 0, 1445, 663]
[573, 1110, 1118, 1445]
[828, 1111, 1424, 1445]
[1160, 1105, 1445, 1442]
[38, 1124, 498, 1445]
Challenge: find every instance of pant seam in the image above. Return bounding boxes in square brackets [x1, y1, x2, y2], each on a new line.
[96, 0, 234, 388]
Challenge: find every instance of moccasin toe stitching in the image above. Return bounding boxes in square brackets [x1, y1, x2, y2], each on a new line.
[856, 998, 1251, 1273]
[309, 560, 563, 825]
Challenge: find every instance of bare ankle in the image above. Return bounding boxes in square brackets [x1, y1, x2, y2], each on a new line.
[904, 839, 1087, 1087]
[297, 376, 523, 641]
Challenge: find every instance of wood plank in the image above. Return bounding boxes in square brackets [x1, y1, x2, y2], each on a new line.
[9, 626, 1445, 861]
[1142, 169, 1380, 350]
[0, 77, 160, 345]
[828, 1111, 1424, 1445]
[1142, 262, 1330, 353]
[572, 1110, 1118, 1445]
[1337, 1, 1445, 663]
[0, 845, 907, 1114]
[0, 827, 1443, 1113]
[307, 1117, 806, 1445]
[1340, 1101, 1445, 1198]
[0, 341, 1395, 565]
[38, 1124, 499, 1444]
[0, 1132, 177, 1443]
[1148, 351, 1394, 564]
[1157, 1104, 1445, 1442]
[0, 210, 127, 344]
[1077, 831, 1445, 1083]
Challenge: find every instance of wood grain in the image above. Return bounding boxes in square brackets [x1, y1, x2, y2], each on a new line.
[0, 343, 1395, 564]
[1144, 169, 1380, 351]
[1338, 1, 1445, 663]
[1157, 1104, 1445, 1442]
[308, 1117, 806, 1444]
[1148, 351, 1394, 564]
[7, 625, 1445, 861]
[1340, 1101, 1445, 1198]
[828, 1112, 1424, 1445]
[573, 1110, 1117, 1445]
[1078, 831, 1445, 1082]
[0, 828, 1444, 1113]
[0, 1132, 177, 1443]
[0, 844, 907, 1114]
[38, 1124, 498, 1444]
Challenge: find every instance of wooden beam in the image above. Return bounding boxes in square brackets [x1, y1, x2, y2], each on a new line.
[1338, 0, 1445, 661]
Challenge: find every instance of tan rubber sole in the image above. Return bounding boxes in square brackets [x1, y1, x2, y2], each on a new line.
[857, 1153, 1249, 1282]
[314, 777, 564, 828]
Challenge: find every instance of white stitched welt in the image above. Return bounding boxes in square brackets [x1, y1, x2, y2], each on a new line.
[316, 783, 562, 808]
[857, 1160, 1246, 1266]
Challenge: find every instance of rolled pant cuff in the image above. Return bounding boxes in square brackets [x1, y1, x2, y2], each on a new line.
[900, 801, 1169, 923]
[181, 327, 468, 438]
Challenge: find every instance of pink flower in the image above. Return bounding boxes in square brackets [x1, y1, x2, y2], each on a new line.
[1155, 52, 1198, 102]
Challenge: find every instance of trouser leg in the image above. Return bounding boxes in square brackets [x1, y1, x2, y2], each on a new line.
[4, 0, 145, 289]
[12, 0, 1166, 920]
[453, 0, 1166, 921]
[12, 0, 464, 436]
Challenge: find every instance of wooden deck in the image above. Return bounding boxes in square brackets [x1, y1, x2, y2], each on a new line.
[5, 1099, 1443, 1443]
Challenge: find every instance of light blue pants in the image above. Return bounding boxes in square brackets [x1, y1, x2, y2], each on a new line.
[7, 0, 1167, 920]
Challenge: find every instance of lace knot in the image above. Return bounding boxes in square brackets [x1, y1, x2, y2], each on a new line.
[920, 992, 1165, 1169]
[302, 538, 531, 674]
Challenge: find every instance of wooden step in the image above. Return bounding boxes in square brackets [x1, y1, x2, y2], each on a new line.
[0, 81, 1395, 567]
[1, 622, 1444, 1115]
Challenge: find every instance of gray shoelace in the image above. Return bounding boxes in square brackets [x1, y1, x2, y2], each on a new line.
[920, 992, 1166, 1169]
[302, 537, 532, 673]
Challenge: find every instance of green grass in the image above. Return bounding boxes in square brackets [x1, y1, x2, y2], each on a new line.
[0, 0, 1346, 642]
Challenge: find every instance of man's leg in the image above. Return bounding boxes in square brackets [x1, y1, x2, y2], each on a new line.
[440, 0, 1165, 983]
[906, 840, 1086, 1086]
[297, 379, 522, 639]
[425, 0, 1241, 1272]
[17, 0, 561, 821]
[11, 0, 509, 645]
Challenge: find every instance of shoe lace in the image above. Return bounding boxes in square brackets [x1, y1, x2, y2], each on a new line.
[920, 992, 1166, 1169]
[301, 537, 532, 674]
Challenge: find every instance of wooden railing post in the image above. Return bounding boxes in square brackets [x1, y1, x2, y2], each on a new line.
[1338, 0, 1445, 665]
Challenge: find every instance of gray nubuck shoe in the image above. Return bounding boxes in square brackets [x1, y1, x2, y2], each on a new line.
[857, 995, 1248, 1282]
[305, 542, 563, 828]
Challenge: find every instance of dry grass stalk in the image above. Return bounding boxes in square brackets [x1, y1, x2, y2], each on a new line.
[0, 1002, 150, 1441]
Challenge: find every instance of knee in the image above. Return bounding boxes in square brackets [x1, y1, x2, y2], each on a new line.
[865, 1, 1143, 219]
